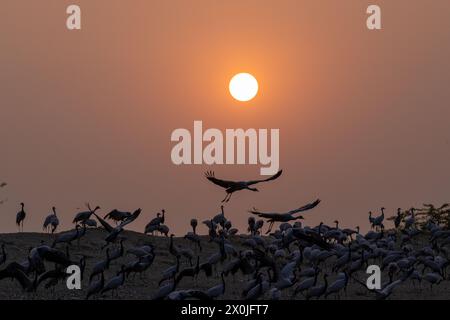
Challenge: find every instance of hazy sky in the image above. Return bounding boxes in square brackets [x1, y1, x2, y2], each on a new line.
[1, 1, 450, 235]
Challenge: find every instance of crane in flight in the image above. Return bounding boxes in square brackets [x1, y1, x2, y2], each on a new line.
[205, 169, 282, 202]
[249, 199, 321, 233]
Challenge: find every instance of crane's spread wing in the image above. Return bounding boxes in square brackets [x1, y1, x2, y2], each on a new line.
[246, 170, 283, 186]
[286, 199, 321, 215]
[249, 199, 321, 218]
[204, 171, 237, 189]
[118, 208, 142, 228]
[248, 210, 280, 219]
[93, 213, 114, 233]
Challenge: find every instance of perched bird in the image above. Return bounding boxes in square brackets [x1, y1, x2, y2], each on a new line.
[205, 170, 283, 202]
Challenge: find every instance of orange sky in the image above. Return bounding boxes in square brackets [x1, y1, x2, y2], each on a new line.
[1, 0, 450, 235]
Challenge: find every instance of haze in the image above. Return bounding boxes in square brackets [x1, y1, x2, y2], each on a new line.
[1, 0, 450, 235]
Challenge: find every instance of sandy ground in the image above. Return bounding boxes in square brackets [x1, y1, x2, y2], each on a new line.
[0, 228, 449, 300]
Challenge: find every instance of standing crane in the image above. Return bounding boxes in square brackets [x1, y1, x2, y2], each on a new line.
[16, 203, 26, 232]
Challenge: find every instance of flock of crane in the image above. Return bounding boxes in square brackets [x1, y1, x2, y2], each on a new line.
[1, 169, 450, 300]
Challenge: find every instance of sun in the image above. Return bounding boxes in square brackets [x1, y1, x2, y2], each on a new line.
[229, 73, 259, 102]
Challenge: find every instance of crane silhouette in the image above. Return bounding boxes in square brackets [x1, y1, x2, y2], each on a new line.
[249, 199, 321, 233]
[205, 169, 282, 202]
[73, 203, 100, 225]
[16, 203, 26, 232]
[43, 207, 59, 234]
[104, 209, 131, 224]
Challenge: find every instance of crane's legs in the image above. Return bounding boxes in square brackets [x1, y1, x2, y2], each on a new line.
[221, 193, 233, 202]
